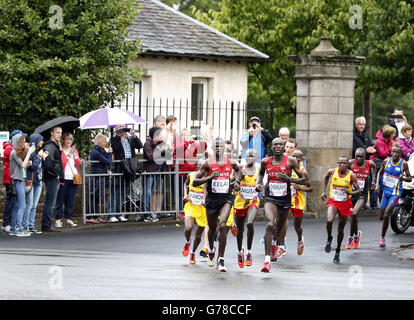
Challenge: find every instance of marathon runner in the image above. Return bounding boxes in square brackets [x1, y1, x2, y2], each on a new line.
[181, 161, 207, 264]
[234, 149, 261, 268]
[256, 138, 306, 272]
[321, 156, 360, 263]
[347, 148, 376, 250]
[289, 149, 313, 256]
[193, 138, 241, 272]
[375, 145, 411, 248]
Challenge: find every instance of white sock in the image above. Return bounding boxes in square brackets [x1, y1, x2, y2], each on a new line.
[247, 250, 251, 254]
[238, 250, 243, 255]
[186, 240, 191, 244]
[265, 255, 270, 263]
[272, 240, 276, 245]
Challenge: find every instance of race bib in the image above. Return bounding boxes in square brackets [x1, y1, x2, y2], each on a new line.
[383, 173, 399, 189]
[269, 181, 287, 197]
[240, 184, 257, 200]
[291, 185, 297, 197]
[189, 190, 204, 205]
[332, 187, 348, 202]
[357, 179, 365, 191]
[212, 178, 229, 194]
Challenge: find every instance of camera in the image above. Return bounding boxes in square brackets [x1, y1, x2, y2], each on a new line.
[116, 127, 131, 134]
[30, 142, 36, 147]
[252, 123, 257, 129]
[389, 114, 403, 119]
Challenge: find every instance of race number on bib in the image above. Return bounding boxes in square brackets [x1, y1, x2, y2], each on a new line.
[189, 190, 204, 205]
[357, 179, 365, 191]
[269, 181, 288, 197]
[240, 184, 257, 200]
[212, 178, 230, 194]
[332, 187, 348, 202]
[383, 173, 399, 189]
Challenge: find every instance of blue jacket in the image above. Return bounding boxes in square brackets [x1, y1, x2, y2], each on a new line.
[27, 133, 44, 186]
[90, 145, 112, 174]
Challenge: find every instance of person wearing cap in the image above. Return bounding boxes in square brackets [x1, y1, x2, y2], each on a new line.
[240, 116, 272, 163]
[2, 130, 26, 233]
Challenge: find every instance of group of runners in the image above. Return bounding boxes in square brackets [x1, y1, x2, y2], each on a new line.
[181, 137, 411, 272]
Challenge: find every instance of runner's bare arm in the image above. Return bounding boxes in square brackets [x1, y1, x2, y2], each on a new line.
[277, 157, 306, 185]
[192, 162, 218, 187]
[183, 174, 191, 202]
[375, 160, 387, 193]
[401, 161, 412, 183]
[297, 169, 313, 192]
[369, 160, 377, 190]
[346, 173, 361, 197]
[321, 169, 335, 201]
[255, 157, 268, 192]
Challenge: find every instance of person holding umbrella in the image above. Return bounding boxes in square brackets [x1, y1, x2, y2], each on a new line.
[41, 126, 64, 232]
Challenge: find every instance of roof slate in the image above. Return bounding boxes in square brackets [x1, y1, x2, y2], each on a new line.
[127, 0, 269, 63]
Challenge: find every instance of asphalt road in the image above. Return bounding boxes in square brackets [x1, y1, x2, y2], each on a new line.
[0, 216, 413, 300]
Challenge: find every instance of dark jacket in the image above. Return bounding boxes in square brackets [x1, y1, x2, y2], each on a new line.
[142, 137, 172, 173]
[90, 145, 112, 174]
[27, 133, 44, 186]
[352, 127, 374, 158]
[43, 139, 64, 181]
[110, 134, 143, 173]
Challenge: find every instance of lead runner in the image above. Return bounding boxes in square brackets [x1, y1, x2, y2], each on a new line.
[256, 138, 306, 272]
[193, 138, 241, 272]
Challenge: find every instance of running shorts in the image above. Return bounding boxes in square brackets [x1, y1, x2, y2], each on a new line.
[205, 196, 234, 214]
[264, 196, 291, 213]
[234, 199, 259, 217]
[184, 203, 207, 227]
[327, 198, 353, 217]
[380, 192, 399, 210]
[291, 208, 304, 218]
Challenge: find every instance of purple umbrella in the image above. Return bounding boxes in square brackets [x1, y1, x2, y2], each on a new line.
[79, 108, 146, 129]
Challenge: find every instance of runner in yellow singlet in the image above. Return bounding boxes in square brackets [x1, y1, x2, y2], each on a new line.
[234, 149, 261, 268]
[182, 161, 207, 264]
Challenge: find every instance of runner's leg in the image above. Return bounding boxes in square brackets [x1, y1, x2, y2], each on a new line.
[264, 202, 277, 256]
[246, 206, 258, 251]
[184, 216, 195, 243]
[293, 216, 303, 242]
[235, 215, 246, 252]
[217, 203, 232, 259]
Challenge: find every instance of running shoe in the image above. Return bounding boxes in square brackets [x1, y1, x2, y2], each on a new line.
[297, 237, 305, 255]
[245, 252, 252, 266]
[182, 241, 191, 257]
[346, 236, 354, 250]
[231, 225, 237, 236]
[325, 237, 333, 253]
[189, 253, 196, 264]
[261, 261, 271, 273]
[270, 244, 278, 261]
[276, 246, 286, 259]
[217, 260, 227, 272]
[199, 247, 208, 258]
[354, 231, 362, 249]
[333, 251, 340, 263]
[237, 249, 245, 268]
[379, 238, 386, 248]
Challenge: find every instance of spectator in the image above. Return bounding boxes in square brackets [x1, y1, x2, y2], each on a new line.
[370, 125, 396, 209]
[107, 124, 143, 222]
[86, 134, 112, 224]
[279, 127, 290, 142]
[142, 127, 171, 222]
[54, 133, 82, 228]
[154, 114, 166, 130]
[2, 130, 24, 233]
[384, 114, 399, 140]
[285, 138, 297, 157]
[393, 108, 407, 139]
[23, 133, 47, 234]
[9, 133, 35, 236]
[353, 116, 376, 158]
[41, 126, 64, 232]
[397, 124, 414, 161]
[240, 116, 272, 163]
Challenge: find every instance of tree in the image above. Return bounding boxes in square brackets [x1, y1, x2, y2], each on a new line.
[0, 0, 142, 133]
[194, 0, 414, 133]
[161, 0, 220, 18]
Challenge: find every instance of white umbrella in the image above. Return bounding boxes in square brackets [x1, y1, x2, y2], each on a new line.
[79, 107, 146, 129]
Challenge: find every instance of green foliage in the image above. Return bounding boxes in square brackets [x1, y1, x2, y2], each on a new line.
[0, 0, 142, 139]
[161, 0, 220, 18]
[194, 0, 414, 133]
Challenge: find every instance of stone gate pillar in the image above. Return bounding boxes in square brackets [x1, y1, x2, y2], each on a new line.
[288, 36, 365, 217]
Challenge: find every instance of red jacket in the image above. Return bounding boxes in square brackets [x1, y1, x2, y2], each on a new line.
[2, 142, 13, 184]
[61, 148, 82, 176]
[371, 129, 393, 160]
[174, 140, 207, 176]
